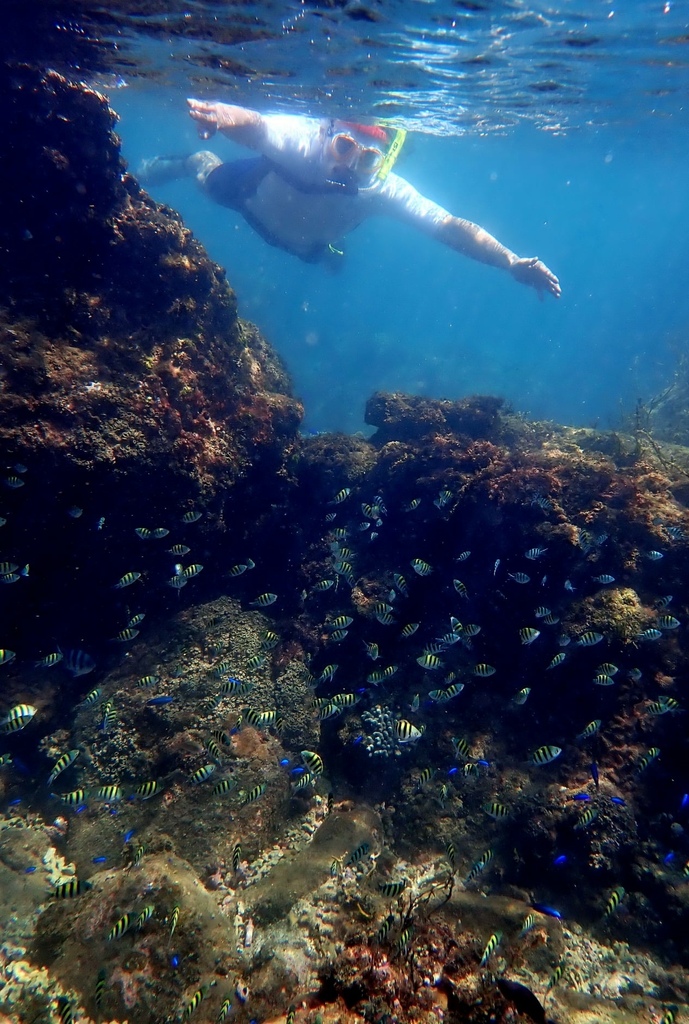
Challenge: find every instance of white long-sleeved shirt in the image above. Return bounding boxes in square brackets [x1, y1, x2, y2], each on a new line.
[233, 114, 453, 260]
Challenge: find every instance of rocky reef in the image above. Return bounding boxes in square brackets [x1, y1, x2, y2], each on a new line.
[3, 56, 689, 1024]
[0, 64, 303, 657]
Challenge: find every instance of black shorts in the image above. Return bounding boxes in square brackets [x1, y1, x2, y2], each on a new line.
[205, 156, 271, 211]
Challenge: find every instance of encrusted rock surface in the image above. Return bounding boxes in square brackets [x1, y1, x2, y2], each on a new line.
[0, 65, 302, 524]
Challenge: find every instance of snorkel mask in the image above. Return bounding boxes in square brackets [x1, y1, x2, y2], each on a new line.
[325, 120, 407, 193]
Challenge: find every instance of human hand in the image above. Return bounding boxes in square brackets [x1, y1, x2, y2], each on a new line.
[509, 256, 561, 299]
[187, 99, 259, 139]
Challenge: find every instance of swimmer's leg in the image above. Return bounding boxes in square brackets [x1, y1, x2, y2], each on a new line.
[136, 150, 222, 187]
[138, 153, 270, 213]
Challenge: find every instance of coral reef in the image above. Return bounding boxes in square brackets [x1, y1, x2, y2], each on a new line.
[361, 706, 397, 758]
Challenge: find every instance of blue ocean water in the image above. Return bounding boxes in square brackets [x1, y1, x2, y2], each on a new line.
[113, 83, 689, 434]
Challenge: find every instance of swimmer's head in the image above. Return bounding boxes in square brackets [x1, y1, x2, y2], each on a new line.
[323, 120, 390, 185]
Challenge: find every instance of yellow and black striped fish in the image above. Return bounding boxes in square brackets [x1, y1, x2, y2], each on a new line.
[473, 664, 496, 678]
[108, 912, 133, 941]
[137, 675, 159, 688]
[465, 848, 494, 884]
[483, 801, 510, 819]
[54, 878, 92, 899]
[47, 749, 80, 786]
[182, 984, 215, 1021]
[111, 628, 139, 642]
[130, 843, 147, 870]
[59, 788, 87, 806]
[479, 931, 502, 966]
[397, 926, 414, 953]
[136, 779, 161, 800]
[394, 720, 423, 744]
[638, 747, 660, 771]
[190, 764, 216, 784]
[347, 841, 370, 866]
[301, 750, 324, 776]
[217, 998, 233, 1023]
[1, 703, 37, 733]
[135, 905, 155, 930]
[574, 806, 599, 830]
[96, 784, 122, 802]
[417, 652, 442, 671]
[213, 778, 236, 796]
[114, 571, 141, 589]
[532, 745, 562, 765]
[547, 962, 565, 990]
[94, 967, 107, 1014]
[604, 886, 625, 916]
[375, 913, 395, 943]
[378, 880, 406, 898]
[242, 782, 266, 806]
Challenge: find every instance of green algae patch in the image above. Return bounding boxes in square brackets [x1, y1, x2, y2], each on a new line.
[249, 805, 381, 925]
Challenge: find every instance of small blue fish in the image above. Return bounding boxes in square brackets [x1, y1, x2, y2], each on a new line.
[573, 793, 591, 801]
[25, 865, 37, 873]
[146, 695, 174, 706]
[590, 762, 599, 788]
[681, 794, 689, 810]
[92, 856, 107, 864]
[123, 828, 136, 843]
[531, 903, 562, 920]
[610, 796, 626, 806]
[553, 855, 568, 866]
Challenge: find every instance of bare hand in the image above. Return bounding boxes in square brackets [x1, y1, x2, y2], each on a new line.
[186, 99, 259, 139]
[510, 256, 561, 299]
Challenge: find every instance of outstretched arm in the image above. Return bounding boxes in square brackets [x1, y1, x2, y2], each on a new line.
[435, 215, 561, 299]
[187, 100, 267, 148]
[186, 100, 322, 171]
[379, 174, 561, 299]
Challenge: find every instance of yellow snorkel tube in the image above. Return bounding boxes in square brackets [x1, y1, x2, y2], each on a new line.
[376, 128, 407, 182]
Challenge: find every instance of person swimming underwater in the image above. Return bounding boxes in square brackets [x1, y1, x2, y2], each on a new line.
[138, 100, 561, 298]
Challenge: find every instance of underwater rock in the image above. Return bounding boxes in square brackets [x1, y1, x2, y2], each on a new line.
[249, 803, 380, 925]
[0, 65, 302, 650]
[365, 391, 506, 443]
[31, 849, 241, 1024]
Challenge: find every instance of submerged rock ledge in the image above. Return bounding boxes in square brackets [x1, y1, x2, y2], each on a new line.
[0, 65, 302, 508]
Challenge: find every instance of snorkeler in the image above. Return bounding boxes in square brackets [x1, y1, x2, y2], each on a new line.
[138, 101, 561, 298]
